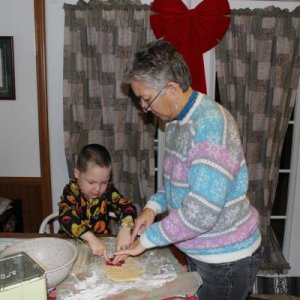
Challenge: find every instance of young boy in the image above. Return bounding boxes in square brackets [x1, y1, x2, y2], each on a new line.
[58, 144, 137, 259]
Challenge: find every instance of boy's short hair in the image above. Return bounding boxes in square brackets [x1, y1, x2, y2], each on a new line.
[76, 144, 111, 172]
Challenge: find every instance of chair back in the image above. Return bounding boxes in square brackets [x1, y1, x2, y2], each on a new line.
[39, 212, 59, 234]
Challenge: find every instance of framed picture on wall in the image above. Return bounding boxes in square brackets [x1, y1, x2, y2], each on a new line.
[0, 36, 15, 100]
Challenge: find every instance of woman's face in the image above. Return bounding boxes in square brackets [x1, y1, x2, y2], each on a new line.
[131, 81, 177, 121]
[74, 162, 111, 200]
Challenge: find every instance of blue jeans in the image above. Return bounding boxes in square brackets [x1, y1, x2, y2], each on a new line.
[186, 246, 263, 300]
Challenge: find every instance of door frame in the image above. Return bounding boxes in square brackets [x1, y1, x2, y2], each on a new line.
[34, 0, 52, 220]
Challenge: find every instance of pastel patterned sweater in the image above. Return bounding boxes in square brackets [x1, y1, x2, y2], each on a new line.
[140, 91, 261, 263]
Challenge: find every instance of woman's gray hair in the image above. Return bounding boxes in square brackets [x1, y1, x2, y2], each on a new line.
[124, 39, 192, 92]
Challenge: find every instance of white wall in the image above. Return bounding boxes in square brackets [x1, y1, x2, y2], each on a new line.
[45, 0, 77, 214]
[287, 90, 300, 277]
[0, 0, 40, 177]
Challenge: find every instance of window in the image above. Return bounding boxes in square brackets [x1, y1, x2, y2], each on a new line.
[271, 114, 294, 248]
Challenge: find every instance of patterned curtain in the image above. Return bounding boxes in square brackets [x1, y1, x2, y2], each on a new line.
[215, 6, 300, 274]
[63, 0, 156, 209]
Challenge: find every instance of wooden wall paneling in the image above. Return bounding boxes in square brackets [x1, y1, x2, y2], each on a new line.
[0, 177, 42, 232]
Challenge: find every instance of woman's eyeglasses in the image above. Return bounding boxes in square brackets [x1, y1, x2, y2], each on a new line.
[138, 84, 168, 112]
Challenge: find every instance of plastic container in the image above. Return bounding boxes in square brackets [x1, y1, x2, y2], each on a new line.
[0, 251, 47, 300]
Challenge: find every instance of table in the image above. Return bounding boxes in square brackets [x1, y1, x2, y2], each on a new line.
[0, 233, 202, 300]
[56, 237, 201, 300]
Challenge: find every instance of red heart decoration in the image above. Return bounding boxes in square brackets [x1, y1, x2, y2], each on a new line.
[150, 0, 231, 93]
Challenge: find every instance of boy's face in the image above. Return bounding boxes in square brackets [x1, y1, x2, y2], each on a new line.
[74, 162, 111, 200]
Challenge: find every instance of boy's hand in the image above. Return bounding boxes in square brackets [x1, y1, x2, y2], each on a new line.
[116, 227, 131, 251]
[112, 227, 134, 264]
[112, 239, 141, 264]
[81, 231, 108, 259]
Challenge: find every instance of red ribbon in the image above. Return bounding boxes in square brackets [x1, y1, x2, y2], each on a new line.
[150, 0, 230, 93]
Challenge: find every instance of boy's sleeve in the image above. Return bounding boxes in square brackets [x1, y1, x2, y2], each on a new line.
[58, 186, 89, 241]
[106, 185, 137, 229]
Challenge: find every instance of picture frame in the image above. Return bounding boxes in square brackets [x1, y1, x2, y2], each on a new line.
[0, 36, 15, 100]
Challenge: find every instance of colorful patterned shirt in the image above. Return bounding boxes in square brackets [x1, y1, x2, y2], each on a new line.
[140, 91, 261, 264]
[58, 179, 137, 241]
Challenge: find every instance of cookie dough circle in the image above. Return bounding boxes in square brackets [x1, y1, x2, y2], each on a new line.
[104, 258, 144, 281]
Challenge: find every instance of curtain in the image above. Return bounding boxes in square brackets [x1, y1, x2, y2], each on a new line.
[215, 6, 300, 274]
[63, 0, 156, 209]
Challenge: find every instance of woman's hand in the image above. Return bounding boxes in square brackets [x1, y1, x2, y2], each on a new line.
[131, 208, 155, 242]
[114, 240, 146, 257]
[81, 231, 108, 259]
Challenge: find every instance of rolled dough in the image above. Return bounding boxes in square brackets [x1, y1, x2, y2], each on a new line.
[104, 257, 144, 281]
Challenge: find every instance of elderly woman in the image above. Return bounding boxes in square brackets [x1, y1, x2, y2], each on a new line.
[116, 39, 262, 300]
